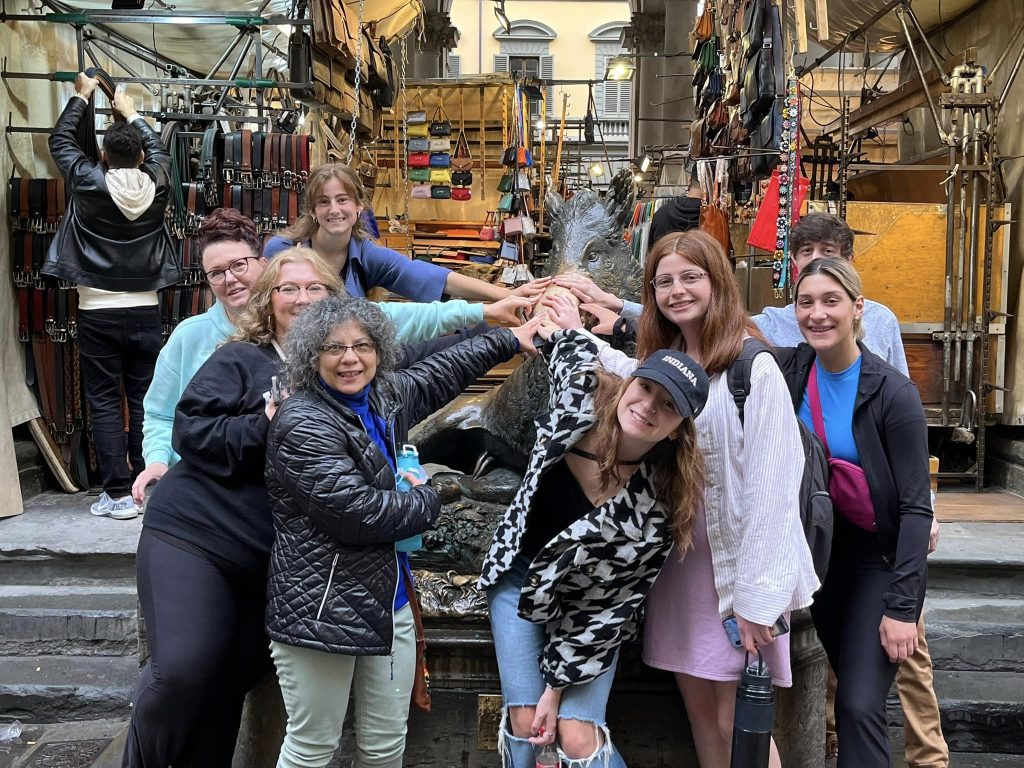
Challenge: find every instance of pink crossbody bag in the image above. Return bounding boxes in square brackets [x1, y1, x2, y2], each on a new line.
[808, 363, 876, 532]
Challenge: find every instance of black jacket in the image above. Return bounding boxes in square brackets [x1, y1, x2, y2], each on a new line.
[43, 97, 181, 291]
[264, 328, 520, 655]
[776, 343, 932, 622]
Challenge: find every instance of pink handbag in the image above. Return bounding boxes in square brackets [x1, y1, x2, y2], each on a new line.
[411, 183, 432, 199]
[479, 211, 496, 240]
[808, 364, 876, 531]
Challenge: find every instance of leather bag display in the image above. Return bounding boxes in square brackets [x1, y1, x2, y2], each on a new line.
[451, 187, 472, 201]
[451, 171, 473, 187]
[409, 152, 430, 168]
[429, 168, 452, 185]
[431, 185, 452, 199]
[451, 131, 473, 172]
[411, 183, 431, 199]
[428, 153, 451, 168]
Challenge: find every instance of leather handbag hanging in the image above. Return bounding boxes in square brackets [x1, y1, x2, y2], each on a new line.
[409, 168, 431, 182]
[499, 239, 519, 261]
[479, 211, 497, 240]
[408, 90, 427, 124]
[408, 137, 430, 152]
[750, 100, 782, 179]
[431, 185, 452, 199]
[411, 183, 431, 199]
[407, 123, 430, 138]
[409, 152, 430, 168]
[516, 171, 531, 191]
[451, 170, 473, 187]
[707, 98, 729, 131]
[429, 153, 451, 168]
[742, 0, 769, 60]
[451, 131, 473, 172]
[400, 568, 432, 712]
[689, 116, 710, 159]
[498, 192, 515, 212]
[429, 100, 452, 137]
[691, 0, 715, 45]
[700, 202, 731, 255]
[429, 168, 452, 185]
[452, 187, 472, 201]
[497, 171, 515, 193]
[428, 137, 451, 153]
[502, 215, 525, 236]
[357, 146, 378, 190]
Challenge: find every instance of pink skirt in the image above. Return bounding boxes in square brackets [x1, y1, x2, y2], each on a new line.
[642, 505, 792, 687]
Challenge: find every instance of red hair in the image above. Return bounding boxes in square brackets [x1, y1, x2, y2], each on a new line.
[637, 230, 765, 375]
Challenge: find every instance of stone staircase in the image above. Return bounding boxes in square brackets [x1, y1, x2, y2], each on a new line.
[1, 491, 1022, 766]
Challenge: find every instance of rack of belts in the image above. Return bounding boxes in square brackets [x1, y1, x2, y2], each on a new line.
[799, 0, 1024, 489]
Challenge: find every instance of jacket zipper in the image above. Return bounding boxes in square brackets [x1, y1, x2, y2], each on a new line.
[316, 553, 340, 620]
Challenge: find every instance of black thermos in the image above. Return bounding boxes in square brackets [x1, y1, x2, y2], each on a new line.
[730, 651, 775, 768]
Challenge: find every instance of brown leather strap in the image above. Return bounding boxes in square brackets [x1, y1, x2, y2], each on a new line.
[56, 178, 66, 219]
[222, 183, 232, 211]
[271, 186, 282, 226]
[19, 178, 30, 225]
[287, 189, 298, 222]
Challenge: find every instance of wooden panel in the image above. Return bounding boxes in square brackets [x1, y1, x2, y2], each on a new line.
[934, 489, 1024, 522]
[904, 335, 945, 405]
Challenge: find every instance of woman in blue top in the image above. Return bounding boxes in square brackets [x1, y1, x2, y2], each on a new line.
[776, 258, 932, 768]
[264, 163, 545, 302]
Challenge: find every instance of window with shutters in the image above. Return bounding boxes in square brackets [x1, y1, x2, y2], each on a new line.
[493, 20, 555, 115]
[590, 24, 632, 120]
[447, 54, 461, 79]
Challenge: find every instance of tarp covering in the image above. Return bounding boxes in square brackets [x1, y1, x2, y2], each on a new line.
[788, 0, 986, 52]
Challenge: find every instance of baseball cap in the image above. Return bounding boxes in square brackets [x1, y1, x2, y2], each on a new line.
[632, 349, 710, 419]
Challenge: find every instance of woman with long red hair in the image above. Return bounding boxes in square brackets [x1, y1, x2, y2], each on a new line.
[544, 230, 819, 768]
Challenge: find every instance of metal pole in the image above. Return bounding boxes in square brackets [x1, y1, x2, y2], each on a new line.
[83, 31, 180, 74]
[977, 114, 1001, 490]
[964, 71, 985, 403]
[0, 68, 306, 90]
[252, 29, 264, 119]
[896, 5, 950, 144]
[795, 0, 903, 76]
[213, 36, 255, 116]
[86, 40, 160, 96]
[903, 1, 951, 85]
[204, 31, 246, 80]
[998, 35, 1024, 109]
[941, 135, 958, 425]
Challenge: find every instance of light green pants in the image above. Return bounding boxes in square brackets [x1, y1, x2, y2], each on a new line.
[271, 604, 416, 768]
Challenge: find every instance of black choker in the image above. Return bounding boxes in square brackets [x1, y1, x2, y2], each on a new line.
[569, 446, 643, 465]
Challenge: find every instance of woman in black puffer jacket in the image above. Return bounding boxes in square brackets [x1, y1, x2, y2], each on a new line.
[264, 296, 541, 768]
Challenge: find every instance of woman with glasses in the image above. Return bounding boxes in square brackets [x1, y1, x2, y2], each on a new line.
[263, 296, 543, 768]
[265, 163, 549, 302]
[541, 231, 819, 768]
[132, 210, 531, 506]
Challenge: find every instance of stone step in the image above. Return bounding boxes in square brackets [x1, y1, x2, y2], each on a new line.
[0, 655, 136, 723]
[0, 586, 139, 657]
[927, 523, 1024, 597]
[14, 438, 49, 502]
[924, 592, 1024, 673]
[888, 670, 1024, 755]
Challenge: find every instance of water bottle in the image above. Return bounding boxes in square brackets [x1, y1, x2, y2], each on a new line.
[534, 742, 560, 768]
[0, 720, 22, 741]
[730, 651, 774, 768]
[395, 444, 428, 553]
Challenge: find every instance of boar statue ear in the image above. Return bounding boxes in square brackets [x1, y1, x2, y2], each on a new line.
[604, 168, 636, 233]
[545, 189, 565, 222]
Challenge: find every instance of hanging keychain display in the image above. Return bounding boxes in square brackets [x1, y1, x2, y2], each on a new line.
[772, 75, 800, 298]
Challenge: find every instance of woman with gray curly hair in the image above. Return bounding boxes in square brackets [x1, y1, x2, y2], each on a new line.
[264, 296, 542, 768]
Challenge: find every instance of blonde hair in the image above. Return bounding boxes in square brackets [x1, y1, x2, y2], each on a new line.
[591, 370, 705, 551]
[228, 246, 344, 345]
[794, 256, 866, 341]
[277, 164, 369, 244]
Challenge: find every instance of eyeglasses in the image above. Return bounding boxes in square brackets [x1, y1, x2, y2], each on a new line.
[272, 282, 333, 301]
[651, 271, 708, 292]
[204, 256, 260, 286]
[320, 341, 377, 357]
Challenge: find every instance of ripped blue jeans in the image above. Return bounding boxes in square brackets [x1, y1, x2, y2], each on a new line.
[485, 555, 627, 768]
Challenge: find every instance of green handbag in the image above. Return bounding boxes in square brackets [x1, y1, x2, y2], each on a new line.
[497, 192, 515, 212]
[409, 168, 431, 182]
[497, 171, 514, 193]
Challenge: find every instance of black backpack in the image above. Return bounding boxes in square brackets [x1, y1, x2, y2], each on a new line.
[727, 338, 833, 582]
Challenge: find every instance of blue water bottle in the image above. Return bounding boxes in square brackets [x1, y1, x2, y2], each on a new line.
[395, 444, 428, 553]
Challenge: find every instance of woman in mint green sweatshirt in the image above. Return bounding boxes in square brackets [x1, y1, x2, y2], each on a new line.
[133, 209, 533, 504]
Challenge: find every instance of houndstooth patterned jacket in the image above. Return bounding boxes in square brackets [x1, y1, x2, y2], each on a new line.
[479, 329, 679, 689]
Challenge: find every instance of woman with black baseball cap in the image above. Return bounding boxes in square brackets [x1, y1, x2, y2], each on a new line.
[479, 326, 709, 768]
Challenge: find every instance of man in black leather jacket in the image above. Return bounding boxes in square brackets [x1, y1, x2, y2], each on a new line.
[43, 72, 182, 520]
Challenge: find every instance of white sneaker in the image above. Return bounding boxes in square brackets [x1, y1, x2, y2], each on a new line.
[90, 492, 141, 520]
[89, 492, 114, 517]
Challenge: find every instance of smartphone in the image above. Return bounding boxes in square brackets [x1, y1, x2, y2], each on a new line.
[722, 615, 790, 650]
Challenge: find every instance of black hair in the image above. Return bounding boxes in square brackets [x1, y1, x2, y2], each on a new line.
[102, 121, 144, 169]
[790, 212, 855, 258]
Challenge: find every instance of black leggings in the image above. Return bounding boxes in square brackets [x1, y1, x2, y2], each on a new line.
[811, 523, 924, 768]
[122, 528, 272, 768]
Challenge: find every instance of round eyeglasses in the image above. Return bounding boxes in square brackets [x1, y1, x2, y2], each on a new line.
[651, 271, 708, 292]
[204, 256, 261, 286]
[272, 283, 333, 302]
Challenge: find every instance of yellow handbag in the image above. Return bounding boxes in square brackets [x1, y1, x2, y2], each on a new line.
[429, 168, 452, 185]
[407, 123, 429, 138]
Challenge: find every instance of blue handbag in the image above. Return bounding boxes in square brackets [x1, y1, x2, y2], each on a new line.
[408, 138, 429, 152]
[429, 153, 451, 168]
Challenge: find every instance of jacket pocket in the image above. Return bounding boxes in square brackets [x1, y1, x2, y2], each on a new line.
[316, 554, 340, 621]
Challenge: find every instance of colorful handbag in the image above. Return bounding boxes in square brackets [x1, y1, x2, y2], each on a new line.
[411, 183, 431, 199]
[502, 215, 525, 236]
[409, 168, 431, 182]
[451, 130, 473, 172]
[429, 104, 451, 137]
[516, 171, 531, 191]
[409, 152, 430, 168]
[431, 185, 452, 199]
[429, 153, 451, 168]
[479, 211, 497, 240]
[408, 137, 429, 152]
[497, 171, 515, 193]
[452, 187, 472, 201]
[407, 123, 429, 138]
[497, 192, 515, 212]
[451, 171, 473, 187]
[498, 239, 519, 261]
[428, 137, 451, 152]
[429, 168, 452, 185]
[517, 147, 533, 167]
[407, 110, 427, 124]
[501, 145, 517, 166]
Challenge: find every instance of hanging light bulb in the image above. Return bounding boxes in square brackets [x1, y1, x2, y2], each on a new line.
[535, 118, 546, 130]
[589, 162, 605, 177]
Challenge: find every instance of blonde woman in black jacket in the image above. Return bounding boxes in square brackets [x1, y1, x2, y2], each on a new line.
[776, 258, 932, 768]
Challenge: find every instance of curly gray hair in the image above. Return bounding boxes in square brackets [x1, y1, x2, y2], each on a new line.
[281, 296, 398, 391]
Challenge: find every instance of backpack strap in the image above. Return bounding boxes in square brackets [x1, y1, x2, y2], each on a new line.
[727, 337, 776, 425]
